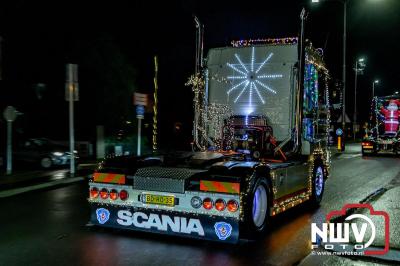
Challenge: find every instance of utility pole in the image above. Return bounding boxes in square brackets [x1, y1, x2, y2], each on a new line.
[341, 0, 347, 151]
[353, 58, 365, 140]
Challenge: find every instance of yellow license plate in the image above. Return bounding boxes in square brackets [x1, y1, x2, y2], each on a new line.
[143, 194, 175, 206]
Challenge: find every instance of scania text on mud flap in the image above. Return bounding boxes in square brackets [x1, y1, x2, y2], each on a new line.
[88, 37, 331, 243]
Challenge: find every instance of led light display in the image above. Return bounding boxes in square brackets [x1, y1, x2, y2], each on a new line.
[226, 47, 283, 105]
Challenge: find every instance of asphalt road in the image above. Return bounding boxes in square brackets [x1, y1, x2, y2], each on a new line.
[1, 145, 399, 266]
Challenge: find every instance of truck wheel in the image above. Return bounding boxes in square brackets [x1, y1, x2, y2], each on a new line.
[362, 149, 367, 156]
[40, 157, 52, 169]
[252, 150, 261, 159]
[310, 164, 325, 206]
[395, 147, 400, 157]
[241, 178, 271, 239]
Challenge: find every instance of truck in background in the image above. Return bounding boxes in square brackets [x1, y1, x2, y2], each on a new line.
[362, 95, 400, 155]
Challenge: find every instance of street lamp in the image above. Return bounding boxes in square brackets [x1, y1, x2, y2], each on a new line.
[353, 57, 366, 139]
[372, 79, 379, 97]
[312, 0, 347, 150]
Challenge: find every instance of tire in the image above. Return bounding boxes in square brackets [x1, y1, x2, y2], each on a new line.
[40, 157, 52, 169]
[310, 163, 325, 206]
[252, 150, 261, 159]
[362, 149, 367, 156]
[241, 178, 271, 239]
[395, 146, 400, 157]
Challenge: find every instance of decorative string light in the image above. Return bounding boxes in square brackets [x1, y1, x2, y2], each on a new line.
[305, 45, 327, 72]
[152, 56, 159, 152]
[186, 73, 234, 151]
[186, 73, 207, 150]
[270, 146, 329, 216]
[257, 74, 283, 79]
[255, 80, 277, 94]
[231, 37, 298, 47]
[210, 73, 230, 84]
[256, 53, 273, 73]
[207, 103, 233, 150]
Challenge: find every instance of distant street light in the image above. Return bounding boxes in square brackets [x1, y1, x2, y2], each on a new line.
[372, 79, 379, 97]
[394, 91, 399, 95]
[354, 57, 365, 123]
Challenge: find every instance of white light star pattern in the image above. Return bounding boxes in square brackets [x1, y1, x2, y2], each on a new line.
[226, 47, 282, 104]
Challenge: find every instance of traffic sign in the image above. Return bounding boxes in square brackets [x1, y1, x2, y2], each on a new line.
[3, 106, 17, 122]
[134, 93, 148, 106]
[336, 128, 343, 136]
[136, 105, 145, 119]
[134, 93, 148, 157]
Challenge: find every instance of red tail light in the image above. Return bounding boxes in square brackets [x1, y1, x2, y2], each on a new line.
[203, 198, 213, 210]
[109, 189, 119, 200]
[227, 200, 239, 212]
[90, 187, 99, 198]
[215, 199, 226, 211]
[100, 188, 109, 199]
[119, 190, 129, 201]
[362, 142, 371, 146]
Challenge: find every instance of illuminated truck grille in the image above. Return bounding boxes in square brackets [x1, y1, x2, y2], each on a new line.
[133, 167, 204, 193]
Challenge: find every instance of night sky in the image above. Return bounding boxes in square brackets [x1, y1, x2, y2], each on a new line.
[1, 0, 399, 148]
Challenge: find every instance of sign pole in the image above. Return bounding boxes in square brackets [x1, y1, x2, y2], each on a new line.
[6, 121, 12, 175]
[137, 117, 142, 156]
[336, 128, 343, 152]
[3, 106, 18, 175]
[69, 82, 75, 175]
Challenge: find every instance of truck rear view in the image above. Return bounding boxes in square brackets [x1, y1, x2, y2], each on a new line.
[362, 95, 400, 155]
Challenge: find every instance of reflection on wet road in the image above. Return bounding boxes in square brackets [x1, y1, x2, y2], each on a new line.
[1, 150, 399, 265]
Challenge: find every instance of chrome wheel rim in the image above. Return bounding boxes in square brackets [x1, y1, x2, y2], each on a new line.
[252, 184, 268, 228]
[41, 158, 52, 168]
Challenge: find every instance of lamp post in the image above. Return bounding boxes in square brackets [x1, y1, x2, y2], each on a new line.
[353, 57, 365, 139]
[372, 79, 379, 98]
[312, 0, 347, 150]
